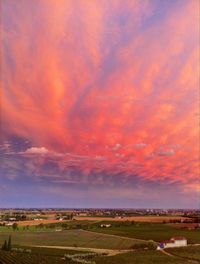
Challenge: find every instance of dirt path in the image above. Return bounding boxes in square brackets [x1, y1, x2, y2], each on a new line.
[160, 249, 174, 257]
[80, 229, 148, 242]
[30, 245, 131, 256]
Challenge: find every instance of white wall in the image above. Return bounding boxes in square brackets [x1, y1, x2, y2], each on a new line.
[164, 243, 175, 248]
[164, 240, 187, 248]
[174, 240, 187, 247]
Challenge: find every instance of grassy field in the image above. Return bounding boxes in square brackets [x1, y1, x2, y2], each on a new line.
[0, 229, 141, 250]
[94, 250, 187, 264]
[166, 245, 200, 261]
[88, 222, 200, 244]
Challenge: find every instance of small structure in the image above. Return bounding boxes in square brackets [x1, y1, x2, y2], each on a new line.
[5, 222, 13, 226]
[157, 237, 187, 250]
[100, 224, 111, 228]
[9, 218, 16, 221]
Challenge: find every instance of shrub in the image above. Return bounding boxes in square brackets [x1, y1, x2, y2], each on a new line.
[130, 242, 157, 250]
[64, 252, 102, 264]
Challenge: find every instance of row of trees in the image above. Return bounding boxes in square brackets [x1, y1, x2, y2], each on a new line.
[2, 214, 27, 221]
[0, 222, 18, 230]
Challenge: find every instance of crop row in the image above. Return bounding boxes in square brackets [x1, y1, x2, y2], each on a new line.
[0, 250, 66, 264]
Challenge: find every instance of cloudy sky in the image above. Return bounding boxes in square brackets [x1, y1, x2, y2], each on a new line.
[0, 0, 199, 208]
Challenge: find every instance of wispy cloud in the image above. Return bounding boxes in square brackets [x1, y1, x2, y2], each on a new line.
[0, 0, 199, 207]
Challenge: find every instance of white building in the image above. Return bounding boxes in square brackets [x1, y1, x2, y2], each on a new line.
[100, 224, 111, 228]
[171, 237, 187, 247]
[157, 237, 187, 250]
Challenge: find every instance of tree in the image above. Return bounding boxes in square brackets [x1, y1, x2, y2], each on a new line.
[147, 240, 157, 250]
[70, 213, 73, 220]
[7, 235, 12, 251]
[38, 223, 44, 229]
[12, 223, 18, 231]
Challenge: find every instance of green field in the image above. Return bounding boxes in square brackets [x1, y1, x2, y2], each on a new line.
[166, 245, 200, 261]
[88, 222, 200, 244]
[0, 229, 141, 250]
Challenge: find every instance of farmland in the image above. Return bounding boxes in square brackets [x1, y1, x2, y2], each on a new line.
[0, 247, 194, 264]
[94, 250, 190, 264]
[0, 220, 95, 232]
[0, 209, 199, 263]
[166, 245, 200, 261]
[1, 219, 199, 245]
[88, 221, 200, 244]
[74, 215, 192, 223]
[12, 220, 69, 227]
[0, 247, 87, 264]
[0, 229, 141, 250]
[0, 220, 199, 247]
[0, 250, 66, 264]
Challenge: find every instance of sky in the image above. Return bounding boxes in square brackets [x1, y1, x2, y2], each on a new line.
[0, 0, 199, 208]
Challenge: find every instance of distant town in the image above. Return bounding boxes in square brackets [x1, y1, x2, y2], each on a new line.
[0, 208, 199, 228]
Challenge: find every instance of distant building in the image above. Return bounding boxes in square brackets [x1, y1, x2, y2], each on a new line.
[9, 218, 16, 221]
[5, 222, 13, 226]
[78, 213, 87, 216]
[157, 237, 187, 250]
[100, 224, 111, 228]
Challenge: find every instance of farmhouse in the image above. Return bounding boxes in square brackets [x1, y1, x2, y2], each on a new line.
[157, 237, 187, 250]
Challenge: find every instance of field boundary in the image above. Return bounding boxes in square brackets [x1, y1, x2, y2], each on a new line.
[29, 245, 132, 256]
[80, 229, 148, 243]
